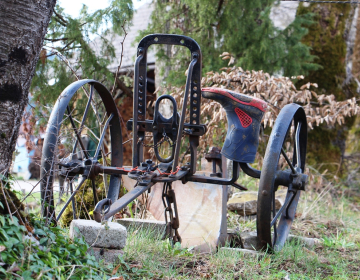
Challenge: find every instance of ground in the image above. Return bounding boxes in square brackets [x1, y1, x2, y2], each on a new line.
[10, 176, 360, 279]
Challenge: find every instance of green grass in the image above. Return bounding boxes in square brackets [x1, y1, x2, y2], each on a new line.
[117, 223, 359, 279]
[115, 191, 360, 279]
[10, 179, 360, 279]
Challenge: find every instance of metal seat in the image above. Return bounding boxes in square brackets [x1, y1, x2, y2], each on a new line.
[202, 87, 268, 163]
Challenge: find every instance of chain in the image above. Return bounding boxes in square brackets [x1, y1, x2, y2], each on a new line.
[161, 182, 181, 244]
[141, 131, 176, 149]
[282, 0, 360, 4]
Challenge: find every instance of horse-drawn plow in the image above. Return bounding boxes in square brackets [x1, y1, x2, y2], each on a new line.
[40, 34, 308, 252]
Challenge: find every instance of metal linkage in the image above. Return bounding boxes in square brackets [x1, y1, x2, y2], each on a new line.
[162, 182, 181, 244]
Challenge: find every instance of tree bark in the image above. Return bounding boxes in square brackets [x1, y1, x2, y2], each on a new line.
[0, 0, 56, 174]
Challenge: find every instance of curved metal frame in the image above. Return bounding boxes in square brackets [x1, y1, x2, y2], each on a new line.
[132, 34, 202, 175]
[256, 103, 307, 251]
[40, 79, 122, 221]
[39, 34, 308, 253]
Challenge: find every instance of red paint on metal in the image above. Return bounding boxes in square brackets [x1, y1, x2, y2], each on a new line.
[235, 108, 252, 128]
[202, 87, 268, 112]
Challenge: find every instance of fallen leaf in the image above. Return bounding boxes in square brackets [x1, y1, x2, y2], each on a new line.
[108, 277, 124, 280]
[112, 264, 121, 275]
[199, 272, 212, 278]
[129, 264, 142, 269]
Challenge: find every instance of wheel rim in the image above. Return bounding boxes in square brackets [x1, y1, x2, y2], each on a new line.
[40, 80, 123, 224]
[257, 104, 307, 251]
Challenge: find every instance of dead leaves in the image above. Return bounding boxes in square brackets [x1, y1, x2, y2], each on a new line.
[161, 65, 360, 158]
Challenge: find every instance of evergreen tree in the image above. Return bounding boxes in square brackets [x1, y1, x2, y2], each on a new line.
[140, 0, 320, 85]
[30, 1, 133, 126]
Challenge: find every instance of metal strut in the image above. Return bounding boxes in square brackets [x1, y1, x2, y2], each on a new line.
[161, 182, 181, 244]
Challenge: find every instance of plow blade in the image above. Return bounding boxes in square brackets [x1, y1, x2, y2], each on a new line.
[122, 165, 228, 252]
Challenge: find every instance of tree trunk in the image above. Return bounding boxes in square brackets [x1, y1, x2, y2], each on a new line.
[0, 0, 56, 174]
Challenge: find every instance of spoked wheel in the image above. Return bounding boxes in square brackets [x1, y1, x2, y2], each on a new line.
[257, 104, 308, 251]
[40, 79, 123, 224]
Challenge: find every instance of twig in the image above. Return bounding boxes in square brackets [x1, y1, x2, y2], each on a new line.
[54, 10, 68, 25]
[0, 181, 13, 221]
[111, 20, 128, 96]
[66, 266, 76, 280]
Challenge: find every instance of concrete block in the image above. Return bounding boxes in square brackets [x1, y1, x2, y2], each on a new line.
[220, 247, 264, 257]
[69, 219, 127, 249]
[116, 218, 166, 233]
[87, 247, 124, 263]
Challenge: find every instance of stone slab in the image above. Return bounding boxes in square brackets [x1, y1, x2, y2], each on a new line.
[230, 229, 321, 251]
[116, 218, 166, 233]
[288, 234, 322, 248]
[69, 219, 127, 249]
[87, 247, 124, 263]
[220, 247, 264, 257]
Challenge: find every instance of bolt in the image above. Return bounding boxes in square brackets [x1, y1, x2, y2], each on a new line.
[262, 190, 268, 196]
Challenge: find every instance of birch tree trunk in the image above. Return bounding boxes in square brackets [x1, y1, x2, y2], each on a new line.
[0, 0, 56, 174]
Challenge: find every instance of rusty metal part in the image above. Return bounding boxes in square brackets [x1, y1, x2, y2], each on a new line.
[206, 147, 247, 190]
[131, 34, 202, 175]
[40, 80, 123, 222]
[162, 182, 181, 244]
[257, 103, 307, 252]
[152, 95, 178, 163]
[94, 183, 153, 222]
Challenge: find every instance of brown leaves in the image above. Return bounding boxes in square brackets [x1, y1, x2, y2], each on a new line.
[162, 66, 360, 158]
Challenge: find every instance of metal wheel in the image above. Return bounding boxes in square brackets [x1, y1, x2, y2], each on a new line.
[257, 104, 307, 251]
[40, 79, 123, 224]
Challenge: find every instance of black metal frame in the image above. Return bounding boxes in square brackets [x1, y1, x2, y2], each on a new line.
[41, 34, 308, 251]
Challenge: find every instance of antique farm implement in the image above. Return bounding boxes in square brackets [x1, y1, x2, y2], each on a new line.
[40, 34, 308, 251]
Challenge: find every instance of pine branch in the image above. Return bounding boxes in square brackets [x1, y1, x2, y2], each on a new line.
[44, 37, 69, 42]
[54, 10, 68, 25]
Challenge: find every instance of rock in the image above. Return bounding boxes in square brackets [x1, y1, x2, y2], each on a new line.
[227, 192, 258, 215]
[227, 190, 287, 215]
[220, 247, 264, 257]
[116, 218, 166, 233]
[288, 235, 322, 248]
[69, 219, 127, 249]
[239, 231, 262, 251]
[87, 247, 124, 263]
[229, 229, 322, 250]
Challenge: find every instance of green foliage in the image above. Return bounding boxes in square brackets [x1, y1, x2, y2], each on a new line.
[61, 176, 108, 227]
[0, 215, 116, 279]
[30, 1, 133, 124]
[140, 0, 320, 86]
